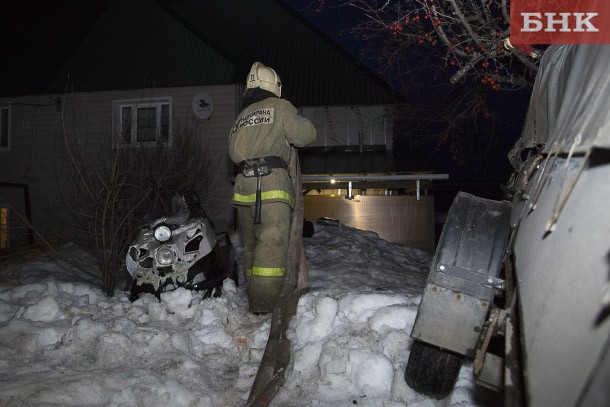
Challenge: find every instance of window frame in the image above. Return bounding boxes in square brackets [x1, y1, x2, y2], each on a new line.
[0, 104, 11, 152]
[112, 97, 172, 147]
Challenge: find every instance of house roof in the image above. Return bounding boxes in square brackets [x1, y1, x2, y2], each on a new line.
[40, 0, 398, 107]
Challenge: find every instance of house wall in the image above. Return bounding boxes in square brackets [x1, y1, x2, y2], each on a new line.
[0, 85, 238, 246]
[301, 105, 393, 150]
[1, 86, 400, 251]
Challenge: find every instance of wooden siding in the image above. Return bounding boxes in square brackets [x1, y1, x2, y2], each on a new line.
[0, 85, 238, 240]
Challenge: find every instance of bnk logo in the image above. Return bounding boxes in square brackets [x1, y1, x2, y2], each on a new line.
[510, 0, 610, 50]
[521, 12, 599, 32]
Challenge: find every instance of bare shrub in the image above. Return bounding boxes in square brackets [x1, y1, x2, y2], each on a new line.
[56, 118, 226, 295]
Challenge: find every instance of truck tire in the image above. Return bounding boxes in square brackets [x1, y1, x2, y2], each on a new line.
[405, 340, 463, 399]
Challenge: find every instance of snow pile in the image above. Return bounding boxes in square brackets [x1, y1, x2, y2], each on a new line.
[0, 224, 493, 406]
[0, 278, 268, 406]
[274, 226, 481, 406]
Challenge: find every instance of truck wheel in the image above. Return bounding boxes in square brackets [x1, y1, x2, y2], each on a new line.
[405, 340, 463, 399]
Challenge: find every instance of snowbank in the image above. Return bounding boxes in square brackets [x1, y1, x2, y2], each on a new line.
[0, 224, 493, 406]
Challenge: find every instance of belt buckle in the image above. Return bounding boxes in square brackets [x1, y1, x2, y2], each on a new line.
[242, 158, 270, 177]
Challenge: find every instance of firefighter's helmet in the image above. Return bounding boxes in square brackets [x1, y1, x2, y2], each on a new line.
[245, 62, 282, 97]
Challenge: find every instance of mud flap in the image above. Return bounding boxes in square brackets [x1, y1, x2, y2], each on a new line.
[406, 192, 511, 399]
[411, 191, 511, 356]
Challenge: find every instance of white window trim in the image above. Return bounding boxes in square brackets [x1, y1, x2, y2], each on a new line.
[112, 96, 172, 147]
[0, 104, 11, 152]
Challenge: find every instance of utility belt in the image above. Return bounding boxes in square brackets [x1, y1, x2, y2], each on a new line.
[238, 156, 288, 178]
[238, 156, 289, 224]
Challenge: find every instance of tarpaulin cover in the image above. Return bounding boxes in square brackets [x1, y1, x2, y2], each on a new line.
[509, 44, 610, 168]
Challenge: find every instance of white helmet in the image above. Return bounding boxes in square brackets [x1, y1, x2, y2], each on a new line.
[245, 62, 282, 97]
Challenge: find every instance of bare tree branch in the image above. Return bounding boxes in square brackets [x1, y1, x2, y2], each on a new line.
[327, 0, 539, 90]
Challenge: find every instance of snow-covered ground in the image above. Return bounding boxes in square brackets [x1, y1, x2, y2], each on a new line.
[0, 222, 498, 406]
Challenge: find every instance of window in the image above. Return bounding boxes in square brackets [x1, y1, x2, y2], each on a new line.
[113, 97, 171, 146]
[0, 105, 10, 151]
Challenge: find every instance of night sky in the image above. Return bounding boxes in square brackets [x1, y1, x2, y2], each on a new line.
[280, 0, 533, 184]
[1, 1, 111, 96]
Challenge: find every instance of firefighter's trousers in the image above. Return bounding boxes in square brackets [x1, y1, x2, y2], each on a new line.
[236, 202, 292, 313]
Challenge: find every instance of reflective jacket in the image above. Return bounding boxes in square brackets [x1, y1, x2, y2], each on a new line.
[229, 97, 316, 208]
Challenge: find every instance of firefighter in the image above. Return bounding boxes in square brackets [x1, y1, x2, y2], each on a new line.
[229, 62, 316, 313]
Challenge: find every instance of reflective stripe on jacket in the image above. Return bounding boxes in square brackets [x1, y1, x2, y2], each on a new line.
[246, 267, 285, 277]
[232, 189, 295, 207]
